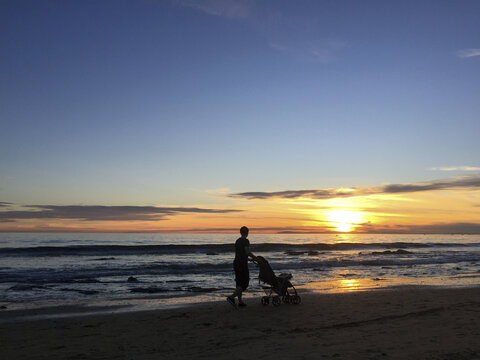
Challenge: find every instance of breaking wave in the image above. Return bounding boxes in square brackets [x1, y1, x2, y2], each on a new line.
[1, 242, 478, 257]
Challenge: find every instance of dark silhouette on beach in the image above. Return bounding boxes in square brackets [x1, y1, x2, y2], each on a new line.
[227, 226, 257, 308]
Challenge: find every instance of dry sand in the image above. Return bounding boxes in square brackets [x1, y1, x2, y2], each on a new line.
[1, 286, 480, 359]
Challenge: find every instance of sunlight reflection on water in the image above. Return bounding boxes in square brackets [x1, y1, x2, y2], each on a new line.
[304, 274, 480, 294]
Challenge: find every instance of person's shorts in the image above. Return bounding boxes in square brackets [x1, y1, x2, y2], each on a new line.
[234, 261, 249, 291]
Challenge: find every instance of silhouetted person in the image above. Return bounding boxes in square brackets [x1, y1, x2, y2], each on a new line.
[227, 226, 257, 308]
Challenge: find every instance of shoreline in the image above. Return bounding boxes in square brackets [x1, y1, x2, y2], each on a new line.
[0, 273, 480, 324]
[1, 286, 480, 359]
[2, 273, 480, 323]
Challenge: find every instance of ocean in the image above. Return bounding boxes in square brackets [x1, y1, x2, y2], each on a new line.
[1, 233, 480, 308]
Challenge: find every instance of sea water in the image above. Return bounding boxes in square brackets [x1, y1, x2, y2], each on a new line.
[1, 233, 480, 306]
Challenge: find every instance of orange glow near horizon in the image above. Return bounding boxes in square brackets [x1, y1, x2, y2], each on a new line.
[1, 189, 480, 233]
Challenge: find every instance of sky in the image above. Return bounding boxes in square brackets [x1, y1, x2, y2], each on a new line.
[1, 0, 480, 233]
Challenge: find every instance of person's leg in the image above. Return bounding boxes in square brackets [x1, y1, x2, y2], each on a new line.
[237, 288, 243, 302]
[228, 265, 247, 307]
[234, 286, 247, 307]
[237, 268, 249, 306]
[230, 286, 242, 299]
[227, 286, 242, 308]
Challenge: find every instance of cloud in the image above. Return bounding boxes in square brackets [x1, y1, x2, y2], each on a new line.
[172, 226, 344, 234]
[231, 174, 480, 200]
[457, 48, 480, 58]
[175, 0, 251, 19]
[382, 175, 480, 193]
[206, 187, 232, 197]
[174, 1, 346, 64]
[357, 222, 480, 234]
[309, 40, 347, 63]
[428, 166, 480, 172]
[183, 223, 480, 234]
[232, 188, 361, 200]
[0, 205, 242, 222]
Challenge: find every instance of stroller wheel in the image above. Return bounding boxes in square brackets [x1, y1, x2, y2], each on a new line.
[282, 295, 290, 304]
[272, 296, 281, 307]
[292, 295, 301, 305]
[261, 296, 270, 306]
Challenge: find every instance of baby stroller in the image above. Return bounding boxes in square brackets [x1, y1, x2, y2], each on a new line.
[255, 255, 301, 306]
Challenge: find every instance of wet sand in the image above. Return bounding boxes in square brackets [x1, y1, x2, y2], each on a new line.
[1, 286, 480, 359]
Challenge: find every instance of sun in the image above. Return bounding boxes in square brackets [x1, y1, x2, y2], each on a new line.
[327, 210, 364, 232]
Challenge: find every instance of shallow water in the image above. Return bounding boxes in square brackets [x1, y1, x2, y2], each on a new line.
[1, 233, 479, 307]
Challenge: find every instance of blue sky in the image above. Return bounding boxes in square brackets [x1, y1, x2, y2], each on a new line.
[1, 0, 480, 232]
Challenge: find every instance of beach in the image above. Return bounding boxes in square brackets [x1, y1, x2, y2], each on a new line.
[2, 286, 480, 359]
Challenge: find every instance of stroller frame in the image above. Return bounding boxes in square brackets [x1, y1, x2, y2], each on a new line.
[255, 256, 301, 306]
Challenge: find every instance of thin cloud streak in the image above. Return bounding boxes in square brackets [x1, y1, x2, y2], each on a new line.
[177, 222, 480, 234]
[0, 205, 242, 222]
[428, 166, 480, 172]
[457, 48, 480, 58]
[175, 0, 251, 19]
[231, 188, 362, 200]
[231, 174, 480, 200]
[175, 0, 346, 64]
[358, 222, 480, 235]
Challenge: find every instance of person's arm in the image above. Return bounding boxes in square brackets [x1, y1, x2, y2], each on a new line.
[244, 245, 257, 261]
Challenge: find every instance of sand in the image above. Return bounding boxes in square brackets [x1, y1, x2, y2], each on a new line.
[1, 286, 480, 359]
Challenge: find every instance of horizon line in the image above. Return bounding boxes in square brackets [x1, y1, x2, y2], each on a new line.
[0, 230, 478, 235]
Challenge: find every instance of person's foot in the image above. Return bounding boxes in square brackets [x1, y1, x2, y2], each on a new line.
[238, 301, 247, 308]
[226, 296, 237, 308]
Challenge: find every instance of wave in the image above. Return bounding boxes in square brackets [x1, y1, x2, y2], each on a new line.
[129, 285, 220, 294]
[0, 262, 234, 284]
[2, 252, 480, 285]
[1, 242, 479, 257]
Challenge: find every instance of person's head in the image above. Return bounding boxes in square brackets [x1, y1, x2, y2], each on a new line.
[240, 226, 249, 237]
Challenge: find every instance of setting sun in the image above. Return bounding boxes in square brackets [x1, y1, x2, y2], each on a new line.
[327, 210, 364, 232]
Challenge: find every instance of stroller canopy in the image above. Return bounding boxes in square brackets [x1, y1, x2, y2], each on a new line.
[256, 256, 277, 287]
